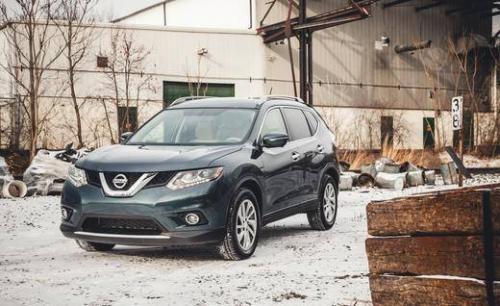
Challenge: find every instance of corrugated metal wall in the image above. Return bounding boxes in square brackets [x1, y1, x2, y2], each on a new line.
[257, 0, 492, 111]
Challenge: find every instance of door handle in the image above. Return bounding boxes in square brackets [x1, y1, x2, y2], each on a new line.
[317, 144, 324, 153]
[291, 152, 300, 161]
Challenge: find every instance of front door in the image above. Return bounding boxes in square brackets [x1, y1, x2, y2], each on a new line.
[259, 108, 303, 215]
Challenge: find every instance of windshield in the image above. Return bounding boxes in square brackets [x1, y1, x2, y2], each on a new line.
[128, 108, 257, 145]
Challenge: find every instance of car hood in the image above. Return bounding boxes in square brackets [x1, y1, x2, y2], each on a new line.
[77, 144, 242, 172]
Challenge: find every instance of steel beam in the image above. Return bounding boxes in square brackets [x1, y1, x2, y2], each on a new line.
[415, 1, 445, 12]
[299, 0, 308, 102]
[383, 0, 415, 9]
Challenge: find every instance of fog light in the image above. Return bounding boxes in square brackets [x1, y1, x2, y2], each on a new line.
[184, 213, 200, 225]
[61, 207, 72, 221]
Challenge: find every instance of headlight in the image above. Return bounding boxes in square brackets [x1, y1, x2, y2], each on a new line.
[67, 165, 87, 187]
[167, 167, 223, 190]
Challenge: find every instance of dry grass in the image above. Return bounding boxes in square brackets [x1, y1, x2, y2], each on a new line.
[338, 143, 443, 170]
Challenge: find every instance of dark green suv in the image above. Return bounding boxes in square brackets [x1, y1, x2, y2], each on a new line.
[60, 96, 339, 260]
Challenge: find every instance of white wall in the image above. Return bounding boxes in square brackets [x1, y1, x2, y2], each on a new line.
[117, 0, 253, 30]
[0, 23, 267, 148]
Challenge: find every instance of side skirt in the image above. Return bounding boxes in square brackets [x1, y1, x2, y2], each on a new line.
[262, 199, 318, 226]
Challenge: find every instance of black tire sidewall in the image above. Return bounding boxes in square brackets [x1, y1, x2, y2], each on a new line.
[227, 188, 260, 257]
[319, 175, 338, 229]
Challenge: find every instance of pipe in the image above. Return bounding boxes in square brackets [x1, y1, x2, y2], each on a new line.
[395, 40, 432, 53]
[1, 179, 28, 198]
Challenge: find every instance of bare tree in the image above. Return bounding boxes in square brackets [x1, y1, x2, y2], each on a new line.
[0, 0, 64, 159]
[53, 0, 99, 148]
[417, 45, 450, 150]
[448, 33, 493, 152]
[104, 30, 153, 142]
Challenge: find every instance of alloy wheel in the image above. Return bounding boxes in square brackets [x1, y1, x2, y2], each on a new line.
[236, 199, 258, 251]
[323, 182, 337, 224]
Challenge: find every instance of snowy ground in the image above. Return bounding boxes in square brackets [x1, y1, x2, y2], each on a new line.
[1, 175, 499, 306]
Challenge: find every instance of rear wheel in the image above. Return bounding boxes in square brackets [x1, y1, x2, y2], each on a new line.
[216, 188, 260, 260]
[76, 240, 115, 252]
[307, 175, 338, 230]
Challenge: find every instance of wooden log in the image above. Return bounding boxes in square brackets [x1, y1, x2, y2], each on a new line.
[366, 236, 500, 280]
[367, 188, 500, 236]
[370, 275, 500, 306]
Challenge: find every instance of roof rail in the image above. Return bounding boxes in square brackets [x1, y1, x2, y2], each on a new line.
[261, 95, 305, 104]
[169, 96, 215, 107]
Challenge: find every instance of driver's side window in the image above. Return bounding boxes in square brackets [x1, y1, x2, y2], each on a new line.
[261, 108, 287, 137]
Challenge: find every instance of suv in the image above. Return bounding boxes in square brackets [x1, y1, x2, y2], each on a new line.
[60, 96, 339, 260]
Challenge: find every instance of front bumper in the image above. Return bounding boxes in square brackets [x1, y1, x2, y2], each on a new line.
[60, 224, 226, 247]
[60, 178, 230, 247]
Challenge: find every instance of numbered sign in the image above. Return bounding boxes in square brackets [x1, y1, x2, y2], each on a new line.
[451, 96, 463, 131]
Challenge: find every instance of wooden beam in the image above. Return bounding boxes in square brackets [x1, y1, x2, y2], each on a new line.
[367, 187, 500, 236]
[370, 275, 500, 306]
[366, 236, 500, 280]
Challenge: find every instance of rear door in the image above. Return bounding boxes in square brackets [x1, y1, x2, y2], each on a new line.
[281, 108, 316, 205]
[302, 109, 326, 200]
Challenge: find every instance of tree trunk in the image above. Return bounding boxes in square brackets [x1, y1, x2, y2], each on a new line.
[69, 68, 84, 148]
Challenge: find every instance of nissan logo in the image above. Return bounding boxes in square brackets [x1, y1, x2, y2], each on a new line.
[112, 174, 128, 189]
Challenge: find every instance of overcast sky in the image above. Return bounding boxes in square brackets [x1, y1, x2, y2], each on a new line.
[98, 0, 160, 20]
[4, 0, 161, 21]
[4, 0, 500, 32]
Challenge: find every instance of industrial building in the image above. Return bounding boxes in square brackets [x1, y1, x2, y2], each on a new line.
[0, 0, 498, 151]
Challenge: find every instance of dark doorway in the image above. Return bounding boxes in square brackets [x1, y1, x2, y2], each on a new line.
[423, 117, 435, 149]
[163, 81, 235, 107]
[118, 106, 138, 135]
[381, 116, 394, 148]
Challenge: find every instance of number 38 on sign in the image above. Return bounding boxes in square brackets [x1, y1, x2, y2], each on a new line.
[451, 96, 463, 131]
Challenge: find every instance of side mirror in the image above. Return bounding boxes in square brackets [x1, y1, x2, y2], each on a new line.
[262, 133, 288, 148]
[120, 132, 133, 144]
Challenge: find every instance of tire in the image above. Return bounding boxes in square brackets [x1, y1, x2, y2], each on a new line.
[76, 239, 115, 252]
[216, 188, 260, 260]
[307, 175, 338, 231]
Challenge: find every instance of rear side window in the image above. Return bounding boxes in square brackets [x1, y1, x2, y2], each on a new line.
[282, 108, 312, 140]
[304, 111, 318, 134]
[261, 108, 287, 136]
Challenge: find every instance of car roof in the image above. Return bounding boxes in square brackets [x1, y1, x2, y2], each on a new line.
[168, 96, 307, 109]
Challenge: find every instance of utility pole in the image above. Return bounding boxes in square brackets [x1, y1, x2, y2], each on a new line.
[452, 96, 464, 187]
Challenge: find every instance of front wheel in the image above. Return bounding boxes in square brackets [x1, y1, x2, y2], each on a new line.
[76, 240, 115, 252]
[307, 175, 338, 230]
[216, 188, 260, 260]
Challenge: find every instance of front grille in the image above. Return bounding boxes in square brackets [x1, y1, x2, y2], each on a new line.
[85, 171, 174, 189]
[103, 172, 143, 190]
[81, 217, 163, 235]
[86, 170, 101, 187]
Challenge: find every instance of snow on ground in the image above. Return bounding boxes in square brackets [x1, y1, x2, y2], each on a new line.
[1, 174, 499, 306]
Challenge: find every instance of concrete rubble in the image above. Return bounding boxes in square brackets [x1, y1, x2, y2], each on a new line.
[339, 157, 450, 191]
[23, 144, 91, 196]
